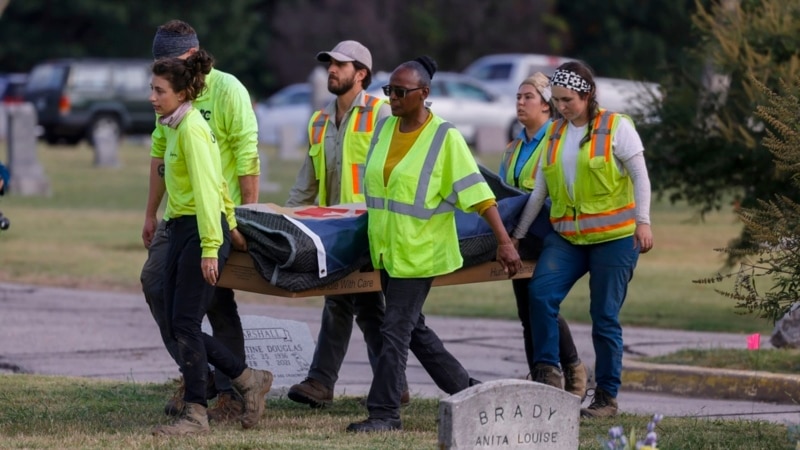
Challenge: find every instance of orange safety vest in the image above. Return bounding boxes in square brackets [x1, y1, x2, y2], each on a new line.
[540, 110, 636, 244]
[307, 94, 385, 206]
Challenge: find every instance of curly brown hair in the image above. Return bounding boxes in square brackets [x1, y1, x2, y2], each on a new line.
[151, 49, 214, 101]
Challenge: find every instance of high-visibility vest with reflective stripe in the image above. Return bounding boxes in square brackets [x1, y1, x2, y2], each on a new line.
[541, 110, 636, 244]
[501, 138, 543, 192]
[307, 94, 386, 206]
[364, 114, 495, 278]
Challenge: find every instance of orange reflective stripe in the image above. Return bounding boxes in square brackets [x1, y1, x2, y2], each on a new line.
[550, 203, 636, 235]
[602, 114, 616, 162]
[353, 96, 381, 133]
[546, 120, 567, 165]
[310, 110, 328, 144]
[589, 111, 614, 161]
[351, 163, 360, 194]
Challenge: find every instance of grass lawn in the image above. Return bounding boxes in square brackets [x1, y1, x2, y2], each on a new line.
[643, 347, 800, 373]
[0, 139, 772, 333]
[0, 374, 792, 449]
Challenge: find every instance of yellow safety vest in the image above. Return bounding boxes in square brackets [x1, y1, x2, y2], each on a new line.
[364, 114, 495, 278]
[307, 94, 385, 206]
[501, 138, 543, 192]
[540, 110, 636, 244]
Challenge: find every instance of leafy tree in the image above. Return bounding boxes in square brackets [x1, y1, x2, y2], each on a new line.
[0, 0, 273, 96]
[263, 0, 568, 88]
[696, 76, 800, 322]
[639, 0, 800, 249]
[554, 0, 708, 81]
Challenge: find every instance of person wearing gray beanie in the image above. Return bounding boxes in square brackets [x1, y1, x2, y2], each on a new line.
[152, 26, 200, 59]
[141, 19, 261, 426]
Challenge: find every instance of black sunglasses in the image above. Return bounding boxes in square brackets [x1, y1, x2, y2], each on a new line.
[382, 85, 425, 98]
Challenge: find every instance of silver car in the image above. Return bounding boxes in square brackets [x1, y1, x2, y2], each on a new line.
[368, 71, 519, 143]
[256, 72, 520, 147]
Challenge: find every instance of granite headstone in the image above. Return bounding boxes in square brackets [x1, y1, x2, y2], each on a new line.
[6, 102, 50, 196]
[203, 314, 315, 394]
[439, 379, 580, 449]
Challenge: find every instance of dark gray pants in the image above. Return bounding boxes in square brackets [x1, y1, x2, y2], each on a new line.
[162, 215, 245, 406]
[366, 271, 470, 420]
[307, 292, 385, 389]
[141, 219, 245, 394]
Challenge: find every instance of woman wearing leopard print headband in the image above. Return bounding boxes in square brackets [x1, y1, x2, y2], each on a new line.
[510, 60, 653, 419]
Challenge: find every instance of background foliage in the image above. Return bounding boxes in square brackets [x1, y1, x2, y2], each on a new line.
[0, 0, 700, 97]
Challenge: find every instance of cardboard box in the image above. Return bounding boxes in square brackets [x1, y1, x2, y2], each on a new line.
[219, 251, 535, 298]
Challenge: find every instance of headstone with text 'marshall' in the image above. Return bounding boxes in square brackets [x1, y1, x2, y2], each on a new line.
[439, 379, 580, 450]
[203, 314, 314, 394]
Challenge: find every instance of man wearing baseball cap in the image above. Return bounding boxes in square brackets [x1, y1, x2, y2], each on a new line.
[286, 40, 409, 408]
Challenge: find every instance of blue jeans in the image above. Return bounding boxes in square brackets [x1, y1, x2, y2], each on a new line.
[513, 278, 579, 373]
[142, 220, 244, 394]
[529, 232, 639, 397]
[366, 271, 470, 420]
[307, 292, 385, 390]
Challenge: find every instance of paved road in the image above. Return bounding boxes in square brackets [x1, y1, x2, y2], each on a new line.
[1, 282, 798, 425]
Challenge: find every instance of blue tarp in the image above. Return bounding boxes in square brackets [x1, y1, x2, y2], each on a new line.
[236, 165, 552, 291]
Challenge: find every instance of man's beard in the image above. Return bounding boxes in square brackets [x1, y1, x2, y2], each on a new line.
[328, 75, 356, 96]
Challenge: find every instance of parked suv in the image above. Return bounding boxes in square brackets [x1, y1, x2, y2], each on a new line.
[24, 58, 154, 145]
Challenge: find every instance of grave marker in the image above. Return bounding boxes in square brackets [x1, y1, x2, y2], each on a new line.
[203, 314, 314, 392]
[438, 379, 580, 449]
[6, 103, 50, 196]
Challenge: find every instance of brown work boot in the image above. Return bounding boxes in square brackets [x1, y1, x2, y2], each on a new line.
[163, 373, 217, 416]
[580, 388, 618, 418]
[532, 363, 563, 389]
[288, 378, 333, 409]
[400, 388, 410, 406]
[152, 402, 209, 436]
[163, 377, 185, 417]
[207, 391, 244, 423]
[563, 361, 589, 401]
[233, 368, 274, 429]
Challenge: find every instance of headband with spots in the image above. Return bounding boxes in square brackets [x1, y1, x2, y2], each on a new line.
[550, 69, 592, 93]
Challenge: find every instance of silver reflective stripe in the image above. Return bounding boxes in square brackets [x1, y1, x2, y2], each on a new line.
[413, 122, 455, 209]
[591, 112, 612, 158]
[355, 164, 365, 193]
[370, 121, 461, 220]
[364, 117, 391, 200]
[365, 195, 384, 209]
[502, 138, 521, 173]
[579, 208, 636, 231]
[366, 117, 390, 164]
[354, 101, 376, 132]
[310, 111, 328, 144]
[552, 207, 636, 234]
[312, 116, 327, 128]
[453, 172, 485, 194]
[553, 221, 576, 233]
[545, 120, 565, 165]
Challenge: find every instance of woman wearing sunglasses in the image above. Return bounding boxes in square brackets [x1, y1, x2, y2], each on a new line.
[346, 56, 522, 433]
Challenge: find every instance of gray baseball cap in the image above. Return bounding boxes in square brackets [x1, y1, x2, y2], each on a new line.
[316, 40, 372, 71]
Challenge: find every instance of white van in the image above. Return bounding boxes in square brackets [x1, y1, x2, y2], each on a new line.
[464, 53, 661, 122]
